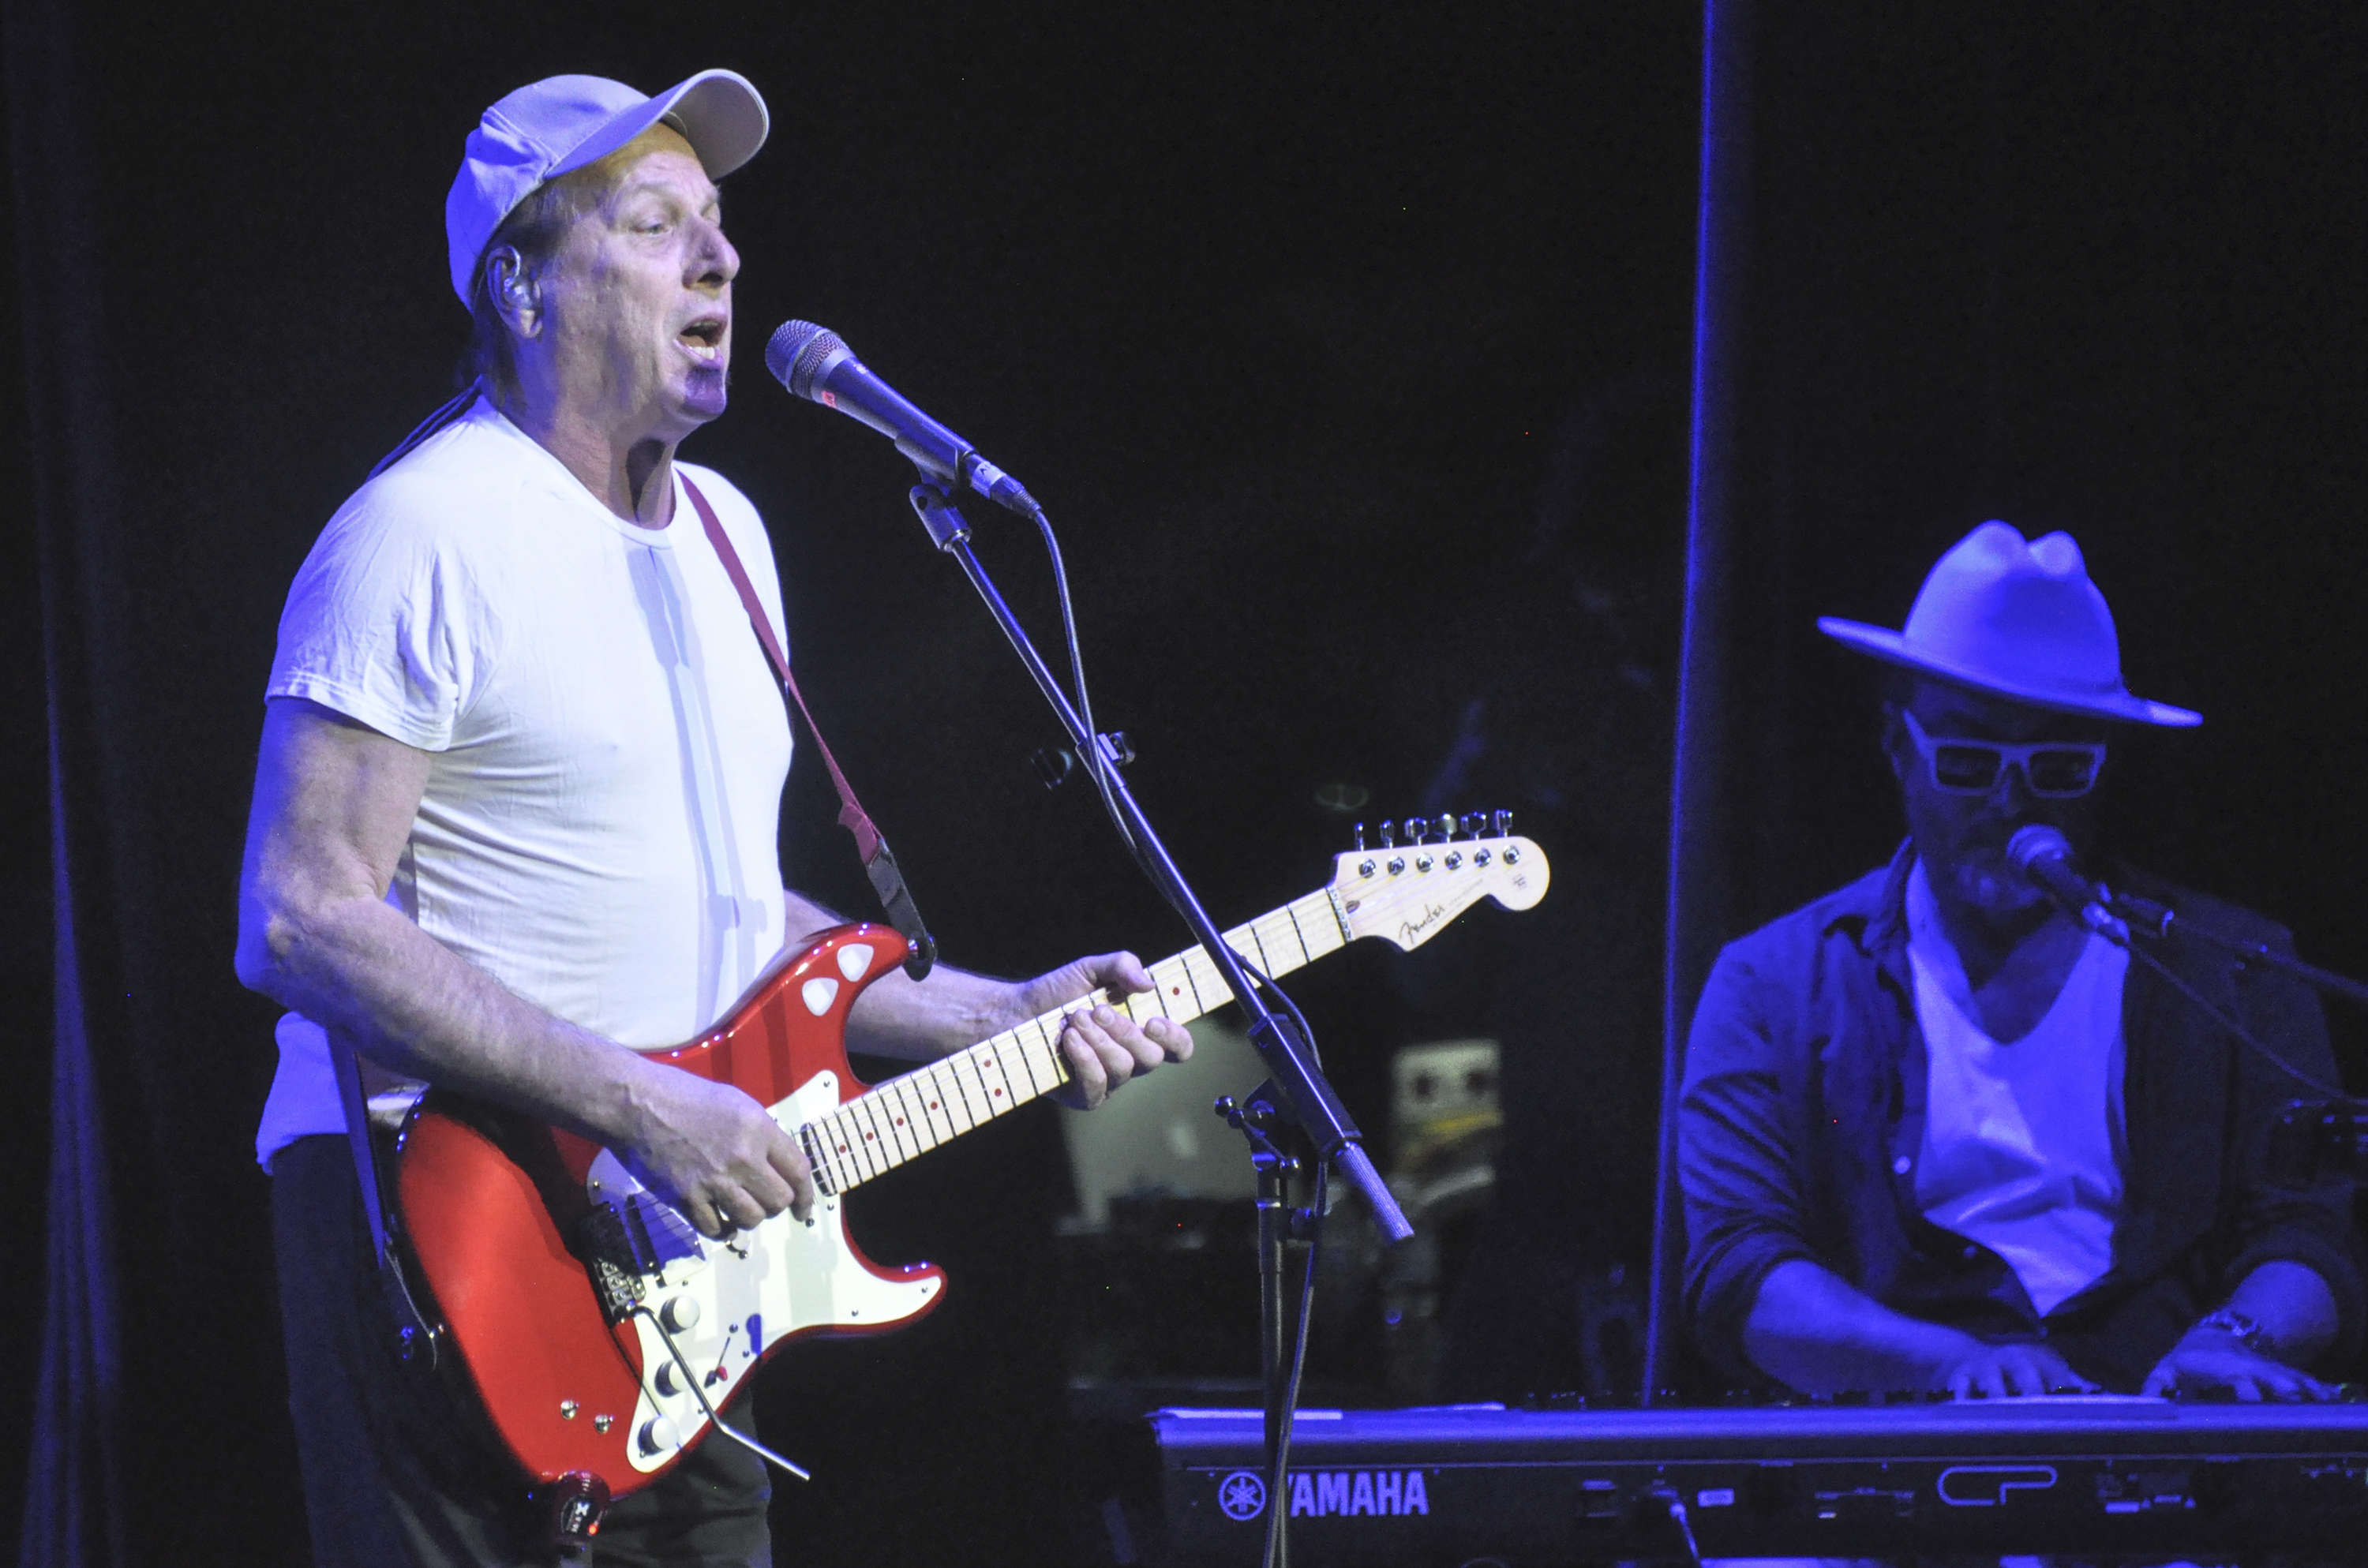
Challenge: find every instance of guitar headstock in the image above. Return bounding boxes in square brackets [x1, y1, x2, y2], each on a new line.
[1328, 810, 1550, 952]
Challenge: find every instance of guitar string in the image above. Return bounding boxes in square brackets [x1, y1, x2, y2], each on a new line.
[792, 863, 1476, 1193]
[811, 885, 1353, 1181]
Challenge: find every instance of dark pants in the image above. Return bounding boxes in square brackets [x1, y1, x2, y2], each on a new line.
[272, 1135, 773, 1567]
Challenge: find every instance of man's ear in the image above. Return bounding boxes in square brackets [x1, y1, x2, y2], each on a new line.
[1878, 700, 1911, 787]
[485, 245, 540, 338]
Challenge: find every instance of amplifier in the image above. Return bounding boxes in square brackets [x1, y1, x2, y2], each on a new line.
[1152, 1399, 2368, 1564]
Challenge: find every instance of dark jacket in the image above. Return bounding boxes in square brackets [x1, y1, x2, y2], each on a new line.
[1679, 842, 2363, 1391]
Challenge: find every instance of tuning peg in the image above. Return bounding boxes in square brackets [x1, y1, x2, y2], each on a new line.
[1379, 821, 1396, 849]
[1406, 817, 1429, 846]
[1491, 809, 1514, 838]
[1436, 813, 1458, 842]
[1459, 812, 1486, 839]
[1353, 821, 1366, 852]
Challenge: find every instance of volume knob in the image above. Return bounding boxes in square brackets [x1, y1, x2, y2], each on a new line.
[639, 1414, 680, 1454]
[660, 1296, 701, 1333]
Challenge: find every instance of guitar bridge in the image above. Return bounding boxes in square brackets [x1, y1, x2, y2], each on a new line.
[577, 1204, 651, 1323]
[588, 1255, 646, 1323]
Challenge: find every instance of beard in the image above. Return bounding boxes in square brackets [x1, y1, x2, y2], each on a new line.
[1939, 842, 2052, 919]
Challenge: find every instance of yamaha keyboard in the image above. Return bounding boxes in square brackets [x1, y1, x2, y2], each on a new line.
[1152, 1398, 2368, 1563]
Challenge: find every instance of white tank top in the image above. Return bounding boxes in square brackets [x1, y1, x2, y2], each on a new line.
[1907, 860, 2127, 1317]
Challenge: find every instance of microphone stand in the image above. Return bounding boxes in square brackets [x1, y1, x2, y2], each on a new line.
[2081, 881, 2368, 1181]
[2108, 890, 2368, 1011]
[905, 478, 1411, 1564]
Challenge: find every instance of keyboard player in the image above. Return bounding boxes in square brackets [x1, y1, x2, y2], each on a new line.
[1679, 522, 2362, 1400]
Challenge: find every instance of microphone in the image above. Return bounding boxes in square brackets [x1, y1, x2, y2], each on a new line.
[764, 321, 1043, 519]
[2005, 825, 2130, 944]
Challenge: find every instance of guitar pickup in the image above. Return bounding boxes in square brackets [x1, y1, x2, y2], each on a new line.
[799, 1125, 837, 1197]
[622, 1192, 706, 1268]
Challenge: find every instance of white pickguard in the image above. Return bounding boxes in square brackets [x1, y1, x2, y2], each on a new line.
[584, 1069, 942, 1472]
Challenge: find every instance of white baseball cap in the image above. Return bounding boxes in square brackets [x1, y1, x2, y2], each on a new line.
[444, 70, 770, 307]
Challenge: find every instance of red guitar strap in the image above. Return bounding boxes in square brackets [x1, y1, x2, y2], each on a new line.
[683, 474, 936, 979]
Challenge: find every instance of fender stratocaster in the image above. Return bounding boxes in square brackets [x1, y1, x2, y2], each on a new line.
[392, 830, 1549, 1508]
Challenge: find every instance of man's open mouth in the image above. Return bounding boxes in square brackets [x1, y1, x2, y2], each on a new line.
[678, 318, 727, 361]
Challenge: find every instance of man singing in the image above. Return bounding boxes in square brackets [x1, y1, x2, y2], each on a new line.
[235, 71, 1190, 1564]
[1680, 521, 2361, 1399]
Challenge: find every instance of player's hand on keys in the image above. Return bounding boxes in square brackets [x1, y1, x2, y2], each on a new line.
[1941, 1340, 2100, 1399]
[2141, 1335, 2335, 1402]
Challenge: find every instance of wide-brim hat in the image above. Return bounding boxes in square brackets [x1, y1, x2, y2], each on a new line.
[445, 70, 770, 307]
[1818, 520, 2201, 728]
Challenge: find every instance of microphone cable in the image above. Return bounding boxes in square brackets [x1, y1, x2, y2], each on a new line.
[1261, 1158, 1325, 1568]
[1027, 505, 1155, 882]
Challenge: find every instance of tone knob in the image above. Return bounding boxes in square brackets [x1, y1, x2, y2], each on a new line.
[639, 1414, 680, 1454]
[654, 1361, 683, 1397]
[660, 1296, 701, 1333]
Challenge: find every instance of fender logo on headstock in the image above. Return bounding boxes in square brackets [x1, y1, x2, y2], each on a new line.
[1397, 901, 1449, 945]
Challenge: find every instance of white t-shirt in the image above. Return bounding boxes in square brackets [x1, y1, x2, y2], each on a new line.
[253, 401, 795, 1169]
[1908, 860, 2128, 1317]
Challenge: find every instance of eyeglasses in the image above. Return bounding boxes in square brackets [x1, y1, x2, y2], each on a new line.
[1899, 709, 2107, 798]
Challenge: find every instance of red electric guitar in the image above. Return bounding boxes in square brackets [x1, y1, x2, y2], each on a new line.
[391, 827, 1549, 1512]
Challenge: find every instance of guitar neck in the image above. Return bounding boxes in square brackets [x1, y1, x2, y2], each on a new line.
[799, 886, 1351, 1197]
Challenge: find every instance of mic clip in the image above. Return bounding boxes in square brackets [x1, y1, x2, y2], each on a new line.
[2077, 887, 2133, 947]
[2102, 888, 2175, 941]
[1031, 732, 1135, 791]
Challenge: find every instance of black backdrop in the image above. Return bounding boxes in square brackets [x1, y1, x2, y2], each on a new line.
[9, 2, 2368, 1564]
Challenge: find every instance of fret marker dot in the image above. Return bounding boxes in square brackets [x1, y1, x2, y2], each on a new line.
[930, 1101, 939, 1110]
[993, 1088, 1003, 1098]
[895, 1117, 905, 1126]
[864, 1132, 875, 1141]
